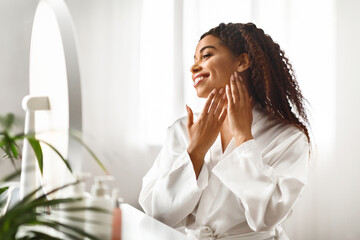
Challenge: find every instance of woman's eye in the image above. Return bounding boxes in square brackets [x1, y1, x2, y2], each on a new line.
[202, 54, 212, 59]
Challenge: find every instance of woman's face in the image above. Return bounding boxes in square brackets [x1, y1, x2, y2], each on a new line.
[191, 35, 240, 98]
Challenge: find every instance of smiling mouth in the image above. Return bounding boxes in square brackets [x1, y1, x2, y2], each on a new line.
[193, 75, 209, 87]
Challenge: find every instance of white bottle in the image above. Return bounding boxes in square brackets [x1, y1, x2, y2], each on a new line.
[85, 176, 114, 240]
[58, 173, 91, 240]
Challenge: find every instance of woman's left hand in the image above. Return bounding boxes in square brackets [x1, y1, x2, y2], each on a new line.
[226, 71, 254, 146]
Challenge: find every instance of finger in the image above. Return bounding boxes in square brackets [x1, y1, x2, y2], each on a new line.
[218, 107, 227, 125]
[200, 88, 216, 117]
[234, 72, 245, 104]
[242, 81, 252, 108]
[230, 73, 240, 103]
[186, 105, 194, 129]
[226, 84, 234, 110]
[240, 75, 251, 102]
[222, 91, 227, 101]
[214, 90, 227, 117]
[239, 74, 251, 105]
[210, 88, 224, 114]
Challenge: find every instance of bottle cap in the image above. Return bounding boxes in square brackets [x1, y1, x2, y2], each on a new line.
[91, 176, 114, 197]
[70, 172, 91, 194]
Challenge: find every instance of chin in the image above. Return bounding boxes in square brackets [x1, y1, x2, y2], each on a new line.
[195, 89, 209, 98]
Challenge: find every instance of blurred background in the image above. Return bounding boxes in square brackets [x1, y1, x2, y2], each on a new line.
[0, 0, 359, 239]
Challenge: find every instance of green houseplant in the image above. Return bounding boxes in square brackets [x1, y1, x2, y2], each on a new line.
[0, 113, 109, 239]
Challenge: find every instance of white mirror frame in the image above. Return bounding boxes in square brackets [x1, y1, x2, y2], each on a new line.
[20, 0, 82, 199]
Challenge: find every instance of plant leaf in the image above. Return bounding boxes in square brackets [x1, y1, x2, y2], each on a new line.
[10, 142, 19, 158]
[38, 139, 72, 173]
[3, 144, 17, 168]
[0, 139, 6, 148]
[0, 179, 105, 240]
[36, 220, 101, 240]
[69, 130, 108, 174]
[0, 169, 22, 183]
[18, 230, 64, 240]
[12, 132, 26, 141]
[57, 206, 110, 214]
[0, 113, 15, 131]
[13, 133, 73, 174]
[26, 137, 43, 175]
[0, 132, 20, 168]
[0, 187, 9, 196]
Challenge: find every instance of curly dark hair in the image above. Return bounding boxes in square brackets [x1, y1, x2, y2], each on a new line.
[201, 22, 310, 143]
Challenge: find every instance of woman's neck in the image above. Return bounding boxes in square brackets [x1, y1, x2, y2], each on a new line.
[220, 117, 233, 152]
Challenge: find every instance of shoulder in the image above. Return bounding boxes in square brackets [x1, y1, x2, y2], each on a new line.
[254, 106, 309, 159]
[256, 106, 307, 140]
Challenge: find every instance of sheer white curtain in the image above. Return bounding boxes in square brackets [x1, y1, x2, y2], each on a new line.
[139, 0, 176, 145]
[66, 0, 155, 208]
[247, 1, 336, 239]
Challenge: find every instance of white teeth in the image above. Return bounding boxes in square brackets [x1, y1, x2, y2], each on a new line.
[194, 76, 205, 85]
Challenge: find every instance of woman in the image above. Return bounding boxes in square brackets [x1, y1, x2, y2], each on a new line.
[139, 22, 311, 240]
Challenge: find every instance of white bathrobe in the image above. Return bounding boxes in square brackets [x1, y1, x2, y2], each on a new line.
[139, 104, 309, 240]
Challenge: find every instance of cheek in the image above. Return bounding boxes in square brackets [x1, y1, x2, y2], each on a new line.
[217, 58, 235, 72]
[206, 58, 237, 83]
[215, 65, 235, 83]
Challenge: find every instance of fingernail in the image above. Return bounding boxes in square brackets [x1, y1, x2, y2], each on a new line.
[223, 94, 226, 99]
[211, 89, 217, 94]
[230, 74, 234, 81]
[234, 71, 238, 78]
[219, 88, 224, 94]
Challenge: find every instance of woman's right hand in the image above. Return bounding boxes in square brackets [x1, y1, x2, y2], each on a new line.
[186, 88, 227, 178]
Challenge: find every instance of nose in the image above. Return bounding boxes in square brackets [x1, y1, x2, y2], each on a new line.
[190, 61, 202, 74]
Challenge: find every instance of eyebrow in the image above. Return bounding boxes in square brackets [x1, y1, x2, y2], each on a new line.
[194, 45, 216, 59]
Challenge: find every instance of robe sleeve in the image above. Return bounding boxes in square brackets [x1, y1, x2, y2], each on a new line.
[212, 130, 309, 232]
[138, 121, 209, 227]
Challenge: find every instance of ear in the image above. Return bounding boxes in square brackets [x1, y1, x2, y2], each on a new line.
[236, 53, 250, 72]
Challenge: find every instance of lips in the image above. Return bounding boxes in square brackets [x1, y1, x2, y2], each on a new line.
[193, 73, 210, 87]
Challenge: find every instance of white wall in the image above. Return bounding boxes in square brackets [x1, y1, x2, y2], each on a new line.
[0, 0, 38, 117]
[0, 0, 38, 177]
